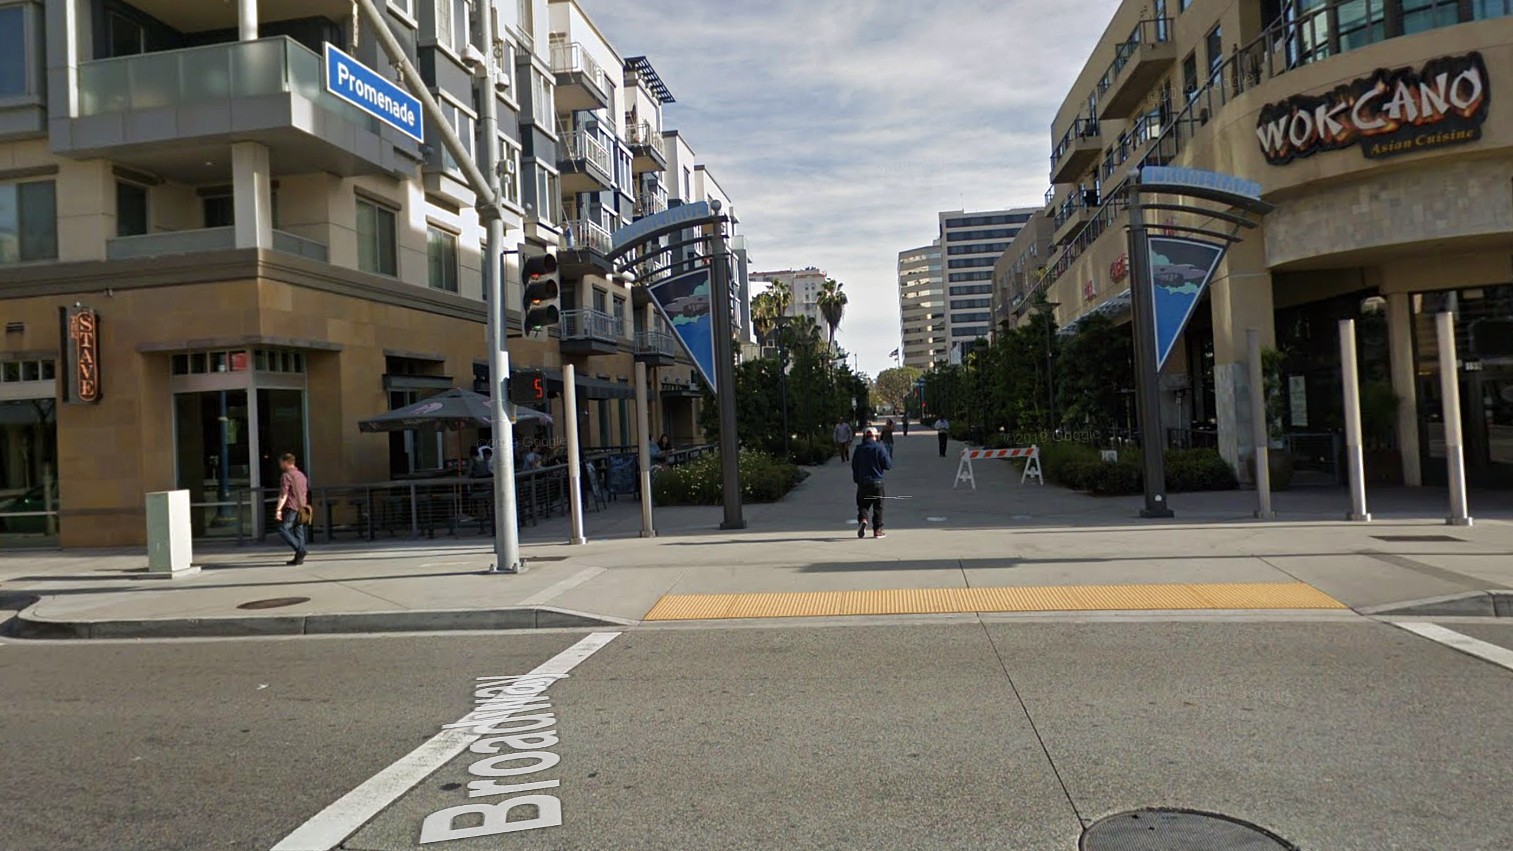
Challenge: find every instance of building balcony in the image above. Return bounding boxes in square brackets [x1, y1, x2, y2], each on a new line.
[550, 41, 611, 113]
[59, 37, 417, 182]
[1052, 195, 1096, 246]
[559, 130, 613, 194]
[105, 227, 329, 262]
[626, 122, 667, 173]
[1050, 117, 1103, 184]
[634, 330, 680, 367]
[560, 308, 622, 355]
[1096, 18, 1176, 121]
[560, 218, 614, 276]
[635, 185, 668, 219]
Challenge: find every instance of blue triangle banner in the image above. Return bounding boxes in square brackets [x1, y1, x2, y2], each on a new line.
[1148, 235, 1226, 372]
[648, 268, 717, 393]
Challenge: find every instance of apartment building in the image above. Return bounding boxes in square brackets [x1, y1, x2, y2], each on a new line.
[0, 0, 721, 547]
[897, 241, 946, 369]
[991, 210, 1054, 327]
[753, 267, 828, 328]
[1035, 0, 1513, 488]
[937, 207, 1037, 359]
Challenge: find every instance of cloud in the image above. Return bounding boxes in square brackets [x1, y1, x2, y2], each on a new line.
[593, 0, 1118, 375]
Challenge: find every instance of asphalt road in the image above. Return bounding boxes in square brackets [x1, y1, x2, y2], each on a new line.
[2, 617, 1511, 851]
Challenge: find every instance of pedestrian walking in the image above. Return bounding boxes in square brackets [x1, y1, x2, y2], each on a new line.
[274, 452, 310, 565]
[852, 426, 892, 539]
[902, 415, 909, 436]
[833, 418, 854, 462]
[934, 416, 950, 457]
[882, 418, 896, 451]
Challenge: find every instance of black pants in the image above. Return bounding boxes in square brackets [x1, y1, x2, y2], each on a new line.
[856, 480, 884, 530]
[837, 440, 850, 462]
[938, 431, 949, 457]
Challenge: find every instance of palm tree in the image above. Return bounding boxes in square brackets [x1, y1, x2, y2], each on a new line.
[751, 291, 779, 346]
[817, 278, 847, 349]
[768, 280, 793, 319]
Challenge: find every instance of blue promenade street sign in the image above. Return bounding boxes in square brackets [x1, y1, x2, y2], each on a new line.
[1148, 235, 1226, 371]
[324, 43, 424, 143]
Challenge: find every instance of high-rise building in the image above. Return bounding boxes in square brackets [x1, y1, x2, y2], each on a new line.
[937, 207, 1038, 359]
[897, 241, 946, 369]
[0, 0, 744, 547]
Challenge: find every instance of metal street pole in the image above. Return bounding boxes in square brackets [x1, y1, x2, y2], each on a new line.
[1126, 181, 1174, 518]
[1340, 319, 1372, 522]
[635, 360, 656, 537]
[1436, 311, 1474, 526]
[563, 364, 586, 545]
[357, 0, 521, 571]
[709, 204, 746, 529]
[480, 36, 521, 573]
[1246, 328, 1275, 520]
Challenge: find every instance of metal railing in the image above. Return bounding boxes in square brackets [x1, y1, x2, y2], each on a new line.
[77, 36, 379, 133]
[560, 130, 613, 178]
[626, 121, 665, 156]
[561, 308, 622, 342]
[549, 40, 608, 92]
[563, 218, 613, 255]
[634, 330, 679, 358]
[635, 185, 668, 218]
[1050, 117, 1101, 171]
[106, 227, 329, 261]
[1096, 18, 1172, 99]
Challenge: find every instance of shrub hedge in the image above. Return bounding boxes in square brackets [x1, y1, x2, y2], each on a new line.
[1038, 441, 1237, 496]
[788, 438, 834, 467]
[652, 450, 806, 506]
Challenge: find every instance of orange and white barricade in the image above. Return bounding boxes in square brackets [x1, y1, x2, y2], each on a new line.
[953, 445, 1043, 490]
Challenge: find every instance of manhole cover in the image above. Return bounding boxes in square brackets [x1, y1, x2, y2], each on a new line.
[1373, 535, 1463, 542]
[1081, 809, 1297, 850]
[236, 596, 311, 611]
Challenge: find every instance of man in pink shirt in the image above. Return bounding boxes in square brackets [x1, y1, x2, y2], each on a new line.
[274, 452, 310, 565]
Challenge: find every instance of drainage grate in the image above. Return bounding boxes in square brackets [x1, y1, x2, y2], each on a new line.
[1081, 809, 1298, 850]
[529, 556, 569, 562]
[236, 596, 311, 611]
[1372, 535, 1464, 543]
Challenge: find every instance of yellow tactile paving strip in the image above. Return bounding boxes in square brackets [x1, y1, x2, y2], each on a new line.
[642, 582, 1346, 621]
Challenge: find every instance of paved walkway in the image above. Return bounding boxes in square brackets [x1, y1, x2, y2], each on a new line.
[3, 430, 1512, 637]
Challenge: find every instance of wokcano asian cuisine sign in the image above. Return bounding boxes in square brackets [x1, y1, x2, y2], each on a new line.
[1256, 52, 1489, 165]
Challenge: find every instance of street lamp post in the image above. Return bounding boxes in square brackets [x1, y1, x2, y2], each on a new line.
[1035, 301, 1061, 433]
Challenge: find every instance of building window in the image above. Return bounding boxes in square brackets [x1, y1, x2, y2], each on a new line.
[1181, 52, 1198, 101]
[389, 0, 414, 18]
[500, 138, 522, 206]
[116, 182, 148, 238]
[592, 288, 607, 313]
[0, 180, 58, 264]
[0, 5, 30, 96]
[427, 226, 459, 292]
[0, 358, 54, 383]
[203, 194, 234, 228]
[107, 11, 146, 58]
[1400, 0, 1461, 34]
[612, 295, 625, 328]
[1205, 24, 1223, 80]
[433, 0, 455, 51]
[357, 197, 398, 276]
[438, 99, 476, 173]
[1473, 0, 1513, 20]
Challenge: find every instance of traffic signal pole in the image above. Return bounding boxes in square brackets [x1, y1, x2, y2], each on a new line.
[357, 0, 522, 571]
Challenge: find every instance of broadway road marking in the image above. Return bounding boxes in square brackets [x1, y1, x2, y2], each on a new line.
[1394, 622, 1513, 674]
[271, 632, 620, 851]
[517, 566, 606, 607]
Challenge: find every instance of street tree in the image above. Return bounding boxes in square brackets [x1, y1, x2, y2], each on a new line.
[873, 366, 922, 416]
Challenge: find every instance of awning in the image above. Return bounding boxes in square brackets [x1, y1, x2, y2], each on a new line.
[1057, 289, 1132, 338]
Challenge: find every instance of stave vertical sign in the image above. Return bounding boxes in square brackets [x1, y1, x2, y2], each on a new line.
[323, 43, 425, 144]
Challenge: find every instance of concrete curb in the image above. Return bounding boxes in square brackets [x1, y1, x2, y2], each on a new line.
[7, 603, 635, 640]
[1360, 590, 1513, 619]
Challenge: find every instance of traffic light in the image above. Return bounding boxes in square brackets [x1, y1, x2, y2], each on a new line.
[521, 252, 560, 331]
[509, 369, 547, 406]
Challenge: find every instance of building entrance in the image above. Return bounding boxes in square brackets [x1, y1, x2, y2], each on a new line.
[1414, 287, 1513, 489]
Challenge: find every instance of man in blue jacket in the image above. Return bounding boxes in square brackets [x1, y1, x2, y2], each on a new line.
[852, 426, 893, 539]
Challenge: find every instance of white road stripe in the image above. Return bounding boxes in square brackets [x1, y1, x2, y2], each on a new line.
[1394, 622, 1513, 674]
[271, 631, 621, 851]
[517, 566, 606, 607]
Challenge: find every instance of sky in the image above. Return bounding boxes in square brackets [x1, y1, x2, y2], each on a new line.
[592, 0, 1119, 378]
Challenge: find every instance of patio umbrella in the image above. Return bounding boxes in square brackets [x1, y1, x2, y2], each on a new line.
[357, 388, 552, 433]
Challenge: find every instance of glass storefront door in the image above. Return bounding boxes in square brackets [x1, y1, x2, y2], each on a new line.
[0, 396, 59, 547]
[1413, 286, 1513, 488]
[175, 390, 251, 537]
